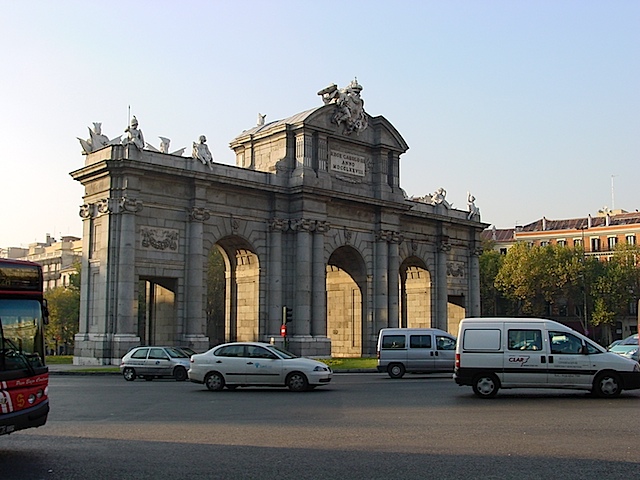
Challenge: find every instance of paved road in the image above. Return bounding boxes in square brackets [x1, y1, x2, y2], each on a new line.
[1, 373, 638, 479]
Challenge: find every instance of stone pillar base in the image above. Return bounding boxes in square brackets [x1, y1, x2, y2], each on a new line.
[181, 334, 210, 353]
[266, 335, 332, 358]
[73, 333, 141, 366]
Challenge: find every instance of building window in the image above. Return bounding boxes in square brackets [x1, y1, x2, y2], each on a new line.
[626, 234, 636, 245]
[607, 236, 618, 251]
[499, 248, 507, 255]
[557, 239, 566, 247]
[574, 238, 582, 247]
[540, 241, 549, 247]
[590, 237, 600, 252]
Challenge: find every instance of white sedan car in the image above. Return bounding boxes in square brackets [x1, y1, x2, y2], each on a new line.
[188, 342, 332, 392]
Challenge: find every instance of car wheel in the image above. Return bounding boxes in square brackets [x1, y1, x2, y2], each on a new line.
[286, 372, 309, 392]
[593, 372, 622, 398]
[387, 363, 405, 379]
[205, 372, 225, 391]
[173, 367, 188, 382]
[123, 367, 136, 381]
[472, 373, 499, 398]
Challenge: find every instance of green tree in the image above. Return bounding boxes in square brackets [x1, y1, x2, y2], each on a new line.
[479, 240, 506, 315]
[45, 286, 80, 354]
[494, 243, 585, 317]
[590, 244, 640, 337]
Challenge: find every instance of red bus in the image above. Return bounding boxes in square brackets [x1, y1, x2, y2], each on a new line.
[0, 259, 49, 435]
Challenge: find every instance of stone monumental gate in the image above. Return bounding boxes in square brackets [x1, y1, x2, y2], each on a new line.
[71, 81, 485, 364]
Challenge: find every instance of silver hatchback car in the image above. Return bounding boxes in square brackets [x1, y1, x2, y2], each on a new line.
[120, 346, 191, 381]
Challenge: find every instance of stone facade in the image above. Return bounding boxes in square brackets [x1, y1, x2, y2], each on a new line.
[70, 101, 486, 365]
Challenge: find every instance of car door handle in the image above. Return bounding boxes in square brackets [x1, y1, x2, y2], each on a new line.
[246, 361, 254, 365]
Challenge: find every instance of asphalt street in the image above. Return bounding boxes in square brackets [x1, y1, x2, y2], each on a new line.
[1, 373, 639, 480]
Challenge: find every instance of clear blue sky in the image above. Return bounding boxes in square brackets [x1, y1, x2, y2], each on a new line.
[1, 0, 638, 248]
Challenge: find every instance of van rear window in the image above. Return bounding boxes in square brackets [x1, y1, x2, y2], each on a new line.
[381, 335, 405, 349]
[463, 329, 501, 351]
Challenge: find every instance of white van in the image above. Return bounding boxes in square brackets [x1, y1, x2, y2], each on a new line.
[376, 328, 456, 378]
[454, 317, 640, 398]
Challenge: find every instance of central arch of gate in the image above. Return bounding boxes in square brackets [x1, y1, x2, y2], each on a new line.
[72, 87, 485, 363]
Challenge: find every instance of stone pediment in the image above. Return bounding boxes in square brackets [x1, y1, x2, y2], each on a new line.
[231, 105, 408, 154]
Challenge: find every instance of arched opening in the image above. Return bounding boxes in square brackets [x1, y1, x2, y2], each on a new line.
[400, 257, 432, 328]
[326, 246, 367, 357]
[137, 277, 178, 346]
[207, 237, 260, 347]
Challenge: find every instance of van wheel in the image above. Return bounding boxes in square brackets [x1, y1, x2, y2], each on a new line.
[388, 363, 405, 379]
[592, 372, 622, 398]
[472, 374, 499, 398]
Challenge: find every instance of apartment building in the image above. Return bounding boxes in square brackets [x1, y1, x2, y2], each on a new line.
[483, 209, 640, 259]
[1, 234, 83, 291]
[482, 209, 640, 341]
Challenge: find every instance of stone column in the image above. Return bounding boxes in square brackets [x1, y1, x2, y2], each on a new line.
[387, 232, 402, 328]
[312, 221, 329, 336]
[268, 218, 286, 337]
[186, 207, 210, 337]
[115, 197, 142, 335]
[468, 243, 482, 317]
[436, 237, 450, 331]
[294, 218, 313, 336]
[374, 230, 389, 332]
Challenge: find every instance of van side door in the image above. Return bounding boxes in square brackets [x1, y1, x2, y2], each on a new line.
[407, 334, 436, 372]
[547, 331, 592, 387]
[503, 325, 548, 386]
[434, 335, 456, 372]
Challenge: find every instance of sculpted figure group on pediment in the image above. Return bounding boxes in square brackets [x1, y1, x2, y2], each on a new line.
[318, 78, 368, 136]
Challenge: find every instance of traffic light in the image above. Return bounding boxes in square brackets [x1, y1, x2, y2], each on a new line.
[283, 306, 293, 323]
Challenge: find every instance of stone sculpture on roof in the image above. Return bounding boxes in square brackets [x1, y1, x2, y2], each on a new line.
[317, 78, 368, 135]
[122, 116, 145, 149]
[77, 122, 118, 154]
[430, 187, 451, 208]
[467, 192, 480, 219]
[192, 135, 214, 169]
[146, 136, 186, 156]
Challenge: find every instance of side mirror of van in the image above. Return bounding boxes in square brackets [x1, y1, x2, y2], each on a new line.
[580, 345, 589, 355]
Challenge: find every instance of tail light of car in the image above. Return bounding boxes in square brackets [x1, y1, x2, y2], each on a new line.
[455, 353, 460, 368]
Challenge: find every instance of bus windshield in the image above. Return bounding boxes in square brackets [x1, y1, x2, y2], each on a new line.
[0, 299, 45, 370]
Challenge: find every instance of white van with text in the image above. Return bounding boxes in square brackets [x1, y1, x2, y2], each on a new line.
[454, 317, 640, 398]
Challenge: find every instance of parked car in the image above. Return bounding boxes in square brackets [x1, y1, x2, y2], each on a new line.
[120, 346, 191, 381]
[608, 344, 639, 358]
[620, 333, 639, 345]
[621, 347, 639, 363]
[188, 342, 332, 392]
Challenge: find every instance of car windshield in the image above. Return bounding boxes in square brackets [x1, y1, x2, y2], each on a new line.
[165, 347, 188, 358]
[620, 334, 638, 345]
[268, 345, 298, 359]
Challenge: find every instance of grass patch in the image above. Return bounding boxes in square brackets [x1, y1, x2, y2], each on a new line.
[317, 357, 377, 370]
[46, 355, 73, 365]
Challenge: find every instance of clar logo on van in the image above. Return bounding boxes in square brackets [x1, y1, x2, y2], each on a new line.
[508, 356, 530, 365]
